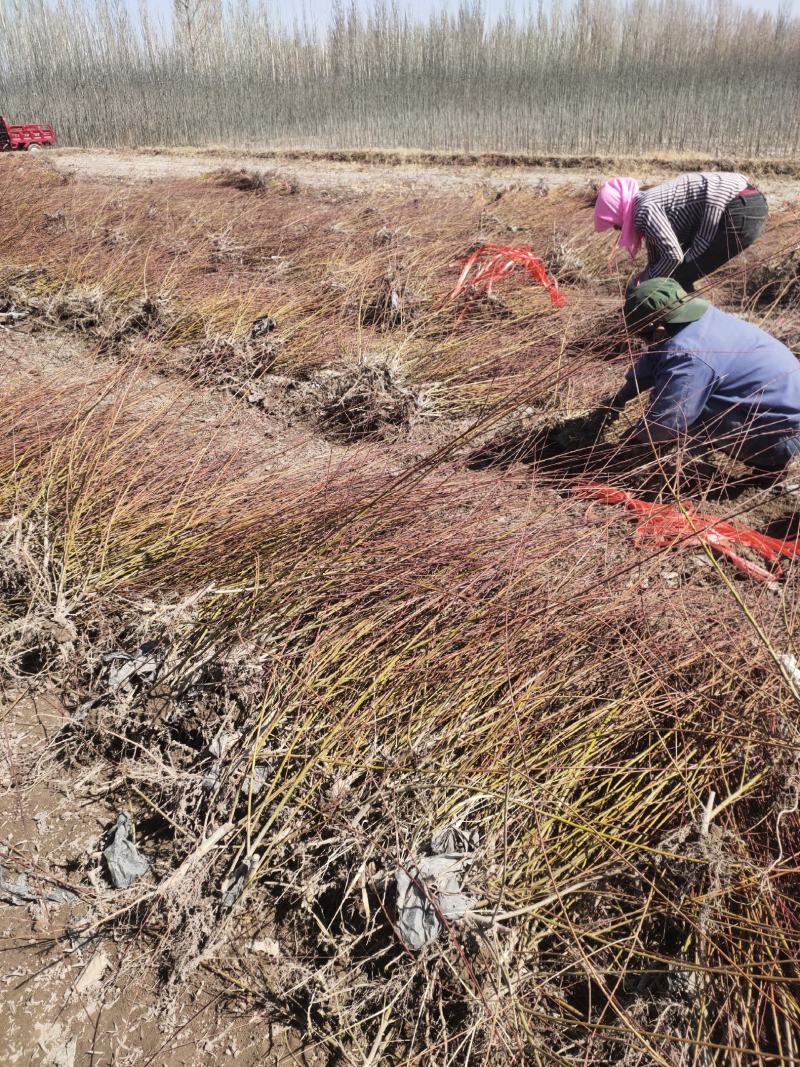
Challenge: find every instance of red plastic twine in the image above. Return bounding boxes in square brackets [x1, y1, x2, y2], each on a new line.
[443, 244, 565, 309]
[573, 482, 800, 583]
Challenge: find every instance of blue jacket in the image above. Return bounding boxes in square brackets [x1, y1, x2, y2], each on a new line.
[617, 306, 800, 467]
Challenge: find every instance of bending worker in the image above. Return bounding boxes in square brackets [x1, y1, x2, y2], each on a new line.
[594, 173, 768, 292]
[601, 278, 800, 478]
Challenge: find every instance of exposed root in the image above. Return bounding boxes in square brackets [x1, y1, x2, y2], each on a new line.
[0, 265, 50, 319]
[110, 295, 169, 340]
[43, 209, 68, 233]
[545, 237, 590, 285]
[0, 514, 83, 680]
[0, 267, 170, 344]
[209, 226, 253, 267]
[43, 284, 110, 330]
[192, 323, 285, 390]
[451, 289, 514, 322]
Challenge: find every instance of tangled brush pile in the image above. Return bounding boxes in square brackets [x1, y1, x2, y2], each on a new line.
[291, 354, 434, 439]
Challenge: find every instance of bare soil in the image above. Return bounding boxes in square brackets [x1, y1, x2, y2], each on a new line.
[1, 691, 325, 1067]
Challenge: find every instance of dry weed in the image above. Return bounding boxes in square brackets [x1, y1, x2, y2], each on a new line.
[290, 353, 433, 439]
[746, 250, 800, 309]
[359, 268, 422, 329]
[545, 236, 590, 285]
[212, 168, 299, 196]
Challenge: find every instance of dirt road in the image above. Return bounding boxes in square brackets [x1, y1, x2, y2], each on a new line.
[44, 147, 800, 202]
[46, 146, 600, 194]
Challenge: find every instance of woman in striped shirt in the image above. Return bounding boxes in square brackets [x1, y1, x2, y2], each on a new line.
[594, 172, 768, 292]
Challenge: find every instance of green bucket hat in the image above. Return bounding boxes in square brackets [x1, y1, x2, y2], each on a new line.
[624, 277, 709, 331]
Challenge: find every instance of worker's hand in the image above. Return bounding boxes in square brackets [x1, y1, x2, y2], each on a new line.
[597, 392, 628, 423]
[583, 404, 617, 443]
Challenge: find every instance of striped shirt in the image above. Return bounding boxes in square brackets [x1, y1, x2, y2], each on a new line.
[634, 172, 749, 282]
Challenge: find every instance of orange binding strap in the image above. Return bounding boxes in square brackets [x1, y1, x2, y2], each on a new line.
[443, 244, 565, 310]
[573, 482, 800, 583]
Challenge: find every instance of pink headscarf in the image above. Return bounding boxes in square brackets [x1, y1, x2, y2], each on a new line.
[594, 177, 642, 261]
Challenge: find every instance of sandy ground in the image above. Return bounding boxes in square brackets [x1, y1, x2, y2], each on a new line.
[44, 147, 800, 202]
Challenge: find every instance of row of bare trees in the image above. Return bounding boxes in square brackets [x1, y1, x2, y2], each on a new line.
[0, 0, 798, 155]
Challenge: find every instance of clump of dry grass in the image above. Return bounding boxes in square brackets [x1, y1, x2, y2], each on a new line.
[212, 168, 299, 196]
[0, 265, 50, 315]
[359, 268, 422, 329]
[193, 330, 284, 388]
[290, 353, 433, 439]
[545, 236, 591, 285]
[112, 295, 169, 338]
[44, 284, 111, 330]
[0, 264, 171, 346]
[0, 513, 81, 678]
[746, 250, 800, 309]
[208, 226, 253, 268]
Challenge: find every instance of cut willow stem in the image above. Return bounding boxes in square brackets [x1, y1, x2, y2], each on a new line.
[470, 874, 609, 923]
[699, 790, 716, 838]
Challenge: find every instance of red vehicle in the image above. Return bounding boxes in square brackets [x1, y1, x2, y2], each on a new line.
[0, 115, 55, 152]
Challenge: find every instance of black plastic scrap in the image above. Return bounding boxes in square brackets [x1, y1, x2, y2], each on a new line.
[104, 642, 162, 695]
[395, 826, 478, 951]
[75, 642, 163, 721]
[102, 813, 151, 889]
